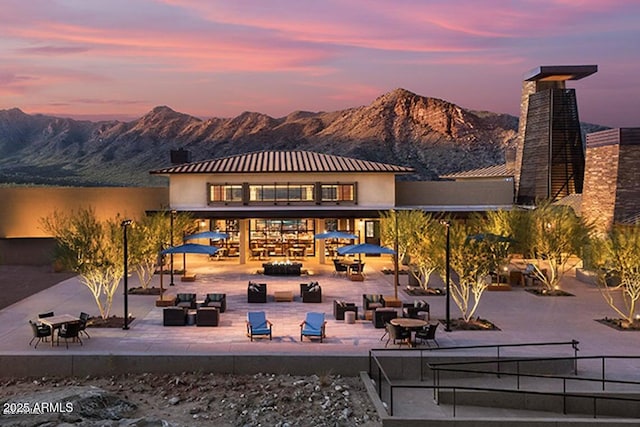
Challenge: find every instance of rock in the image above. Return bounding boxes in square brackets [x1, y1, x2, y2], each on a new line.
[167, 396, 180, 405]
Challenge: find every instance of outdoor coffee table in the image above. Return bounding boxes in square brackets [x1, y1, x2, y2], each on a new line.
[274, 291, 294, 302]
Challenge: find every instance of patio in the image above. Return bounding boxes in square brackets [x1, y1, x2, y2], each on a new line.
[1, 256, 639, 363]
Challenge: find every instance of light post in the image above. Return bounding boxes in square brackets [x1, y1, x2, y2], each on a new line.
[169, 210, 176, 286]
[393, 210, 399, 299]
[121, 219, 132, 330]
[441, 220, 451, 332]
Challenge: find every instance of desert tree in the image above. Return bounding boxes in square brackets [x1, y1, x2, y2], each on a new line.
[40, 207, 124, 319]
[128, 211, 195, 289]
[526, 202, 593, 291]
[592, 224, 640, 325]
[444, 218, 512, 323]
[380, 210, 443, 289]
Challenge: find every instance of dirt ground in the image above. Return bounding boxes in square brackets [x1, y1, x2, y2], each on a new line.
[0, 265, 75, 310]
[0, 266, 382, 426]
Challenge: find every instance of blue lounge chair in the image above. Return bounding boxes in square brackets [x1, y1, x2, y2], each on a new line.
[246, 311, 273, 341]
[300, 312, 326, 342]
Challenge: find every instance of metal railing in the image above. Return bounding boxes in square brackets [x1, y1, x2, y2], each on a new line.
[369, 339, 579, 383]
[367, 340, 640, 417]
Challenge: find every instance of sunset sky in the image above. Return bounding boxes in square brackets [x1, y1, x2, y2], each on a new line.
[1, 0, 638, 127]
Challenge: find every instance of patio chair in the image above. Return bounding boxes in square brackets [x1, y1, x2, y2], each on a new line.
[246, 311, 273, 341]
[301, 283, 322, 303]
[78, 312, 91, 339]
[300, 312, 326, 342]
[37, 311, 54, 339]
[415, 323, 439, 347]
[203, 293, 227, 312]
[29, 320, 52, 348]
[332, 259, 348, 276]
[174, 293, 197, 309]
[385, 323, 410, 348]
[57, 322, 83, 349]
[247, 282, 267, 303]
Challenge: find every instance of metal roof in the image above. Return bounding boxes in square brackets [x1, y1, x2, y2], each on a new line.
[150, 150, 414, 175]
[440, 164, 514, 180]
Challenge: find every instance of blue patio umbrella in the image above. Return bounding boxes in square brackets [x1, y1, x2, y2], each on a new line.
[314, 231, 358, 260]
[337, 243, 396, 274]
[160, 244, 219, 276]
[183, 231, 229, 241]
[337, 243, 396, 256]
[161, 243, 220, 255]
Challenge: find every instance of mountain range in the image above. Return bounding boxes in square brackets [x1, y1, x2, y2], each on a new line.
[0, 88, 605, 187]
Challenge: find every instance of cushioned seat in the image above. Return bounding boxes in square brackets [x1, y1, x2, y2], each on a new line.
[301, 282, 322, 303]
[246, 311, 272, 341]
[196, 307, 219, 326]
[300, 312, 326, 342]
[247, 282, 267, 303]
[333, 300, 358, 320]
[174, 293, 196, 309]
[203, 293, 226, 312]
[163, 307, 187, 326]
[363, 294, 384, 311]
[374, 308, 397, 328]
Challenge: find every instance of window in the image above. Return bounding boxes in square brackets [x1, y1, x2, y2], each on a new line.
[321, 184, 355, 202]
[208, 184, 243, 204]
[249, 184, 314, 203]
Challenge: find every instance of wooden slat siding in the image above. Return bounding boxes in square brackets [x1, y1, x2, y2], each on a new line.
[441, 164, 513, 179]
[150, 151, 414, 174]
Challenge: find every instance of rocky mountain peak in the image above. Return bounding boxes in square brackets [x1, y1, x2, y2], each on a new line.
[0, 90, 529, 186]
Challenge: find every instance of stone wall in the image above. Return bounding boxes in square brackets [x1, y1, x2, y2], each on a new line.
[582, 128, 640, 233]
[582, 140, 619, 233]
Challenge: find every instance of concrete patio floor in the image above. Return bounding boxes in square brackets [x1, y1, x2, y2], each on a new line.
[1, 256, 639, 360]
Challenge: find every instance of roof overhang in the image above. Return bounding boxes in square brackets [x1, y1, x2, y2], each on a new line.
[524, 65, 597, 82]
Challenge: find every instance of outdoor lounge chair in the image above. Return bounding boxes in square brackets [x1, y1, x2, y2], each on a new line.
[57, 322, 83, 349]
[174, 293, 197, 309]
[246, 311, 273, 341]
[415, 323, 439, 347]
[163, 307, 187, 326]
[203, 293, 227, 312]
[300, 312, 326, 342]
[301, 283, 322, 303]
[333, 300, 358, 320]
[374, 308, 397, 328]
[196, 307, 219, 326]
[29, 320, 52, 348]
[362, 294, 384, 311]
[248, 282, 267, 303]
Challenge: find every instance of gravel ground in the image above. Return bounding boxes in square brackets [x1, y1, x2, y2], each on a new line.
[1, 372, 382, 426]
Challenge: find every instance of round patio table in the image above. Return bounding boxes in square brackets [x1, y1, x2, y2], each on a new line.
[390, 318, 428, 347]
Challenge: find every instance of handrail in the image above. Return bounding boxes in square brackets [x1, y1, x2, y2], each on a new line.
[429, 355, 640, 392]
[370, 339, 579, 382]
[385, 383, 640, 418]
[368, 339, 591, 417]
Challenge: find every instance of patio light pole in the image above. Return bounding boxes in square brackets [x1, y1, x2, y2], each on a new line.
[393, 210, 399, 299]
[169, 210, 176, 286]
[121, 219, 132, 330]
[441, 220, 451, 332]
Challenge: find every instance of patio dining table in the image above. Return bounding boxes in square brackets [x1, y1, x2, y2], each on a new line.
[38, 314, 81, 347]
[390, 317, 428, 347]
